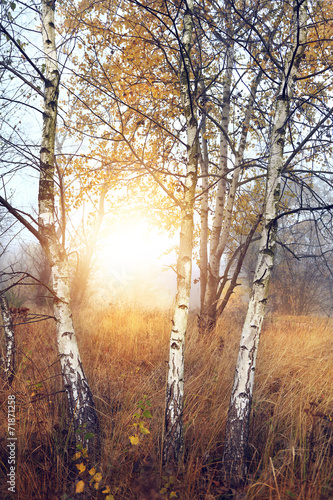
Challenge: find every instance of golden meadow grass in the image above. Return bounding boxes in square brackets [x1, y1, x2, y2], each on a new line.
[0, 305, 332, 499]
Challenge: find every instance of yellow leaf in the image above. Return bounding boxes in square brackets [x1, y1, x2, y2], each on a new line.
[73, 451, 82, 460]
[129, 435, 140, 445]
[76, 463, 86, 474]
[102, 486, 111, 494]
[75, 480, 85, 493]
[89, 467, 97, 476]
[93, 472, 102, 482]
[106, 496, 115, 500]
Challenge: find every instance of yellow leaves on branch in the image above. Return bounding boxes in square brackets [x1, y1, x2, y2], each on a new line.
[298, 0, 333, 91]
[76, 462, 86, 474]
[75, 480, 85, 493]
[91, 472, 103, 489]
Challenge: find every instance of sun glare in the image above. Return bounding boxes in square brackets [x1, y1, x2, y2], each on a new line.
[101, 221, 172, 270]
[96, 219, 176, 307]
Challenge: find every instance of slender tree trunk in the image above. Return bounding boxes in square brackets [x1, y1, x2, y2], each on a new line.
[222, 0, 308, 486]
[199, 112, 209, 313]
[201, 42, 233, 331]
[163, 0, 198, 466]
[35, 249, 52, 307]
[39, 0, 100, 454]
[200, 67, 262, 332]
[51, 249, 100, 449]
[0, 295, 15, 385]
[216, 213, 263, 318]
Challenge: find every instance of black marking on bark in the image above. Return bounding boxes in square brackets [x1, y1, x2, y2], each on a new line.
[45, 78, 54, 88]
[61, 331, 73, 338]
[178, 304, 188, 310]
[171, 342, 180, 350]
[262, 247, 275, 257]
[239, 392, 248, 399]
[189, 116, 197, 128]
[254, 268, 267, 283]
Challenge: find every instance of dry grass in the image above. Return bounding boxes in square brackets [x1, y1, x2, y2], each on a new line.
[0, 304, 332, 499]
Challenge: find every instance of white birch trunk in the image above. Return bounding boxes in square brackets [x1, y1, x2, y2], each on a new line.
[199, 115, 209, 312]
[163, 0, 198, 465]
[0, 295, 15, 385]
[213, 69, 263, 263]
[201, 67, 261, 331]
[39, 0, 100, 453]
[51, 246, 100, 446]
[202, 43, 233, 330]
[222, 1, 308, 485]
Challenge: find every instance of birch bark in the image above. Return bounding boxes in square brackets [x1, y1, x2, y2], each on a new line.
[39, 0, 100, 453]
[199, 113, 209, 313]
[201, 43, 233, 331]
[0, 295, 15, 385]
[163, 0, 198, 465]
[201, 67, 262, 332]
[222, 0, 308, 485]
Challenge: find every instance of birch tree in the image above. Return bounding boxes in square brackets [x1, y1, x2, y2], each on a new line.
[199, 65, 264, 333]
[199, 36, 235, 331]
[0, 0, 100, 454]
[40, 0, 100, 450]
[0, 294, 15, 385]
[196, 1, 272, 333]
[162, 0, 199, 465]
[222, 0, 308, 486]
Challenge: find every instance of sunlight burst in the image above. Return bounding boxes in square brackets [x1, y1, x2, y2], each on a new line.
[96, 219, 176, 307]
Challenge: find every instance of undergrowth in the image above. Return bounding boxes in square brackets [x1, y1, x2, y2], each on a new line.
[0, 305, 332, 499]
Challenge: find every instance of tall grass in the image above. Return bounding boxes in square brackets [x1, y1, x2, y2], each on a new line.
[0, 305, 332, 499]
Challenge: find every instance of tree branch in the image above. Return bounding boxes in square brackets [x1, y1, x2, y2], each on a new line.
[0, 196, 45, 244]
